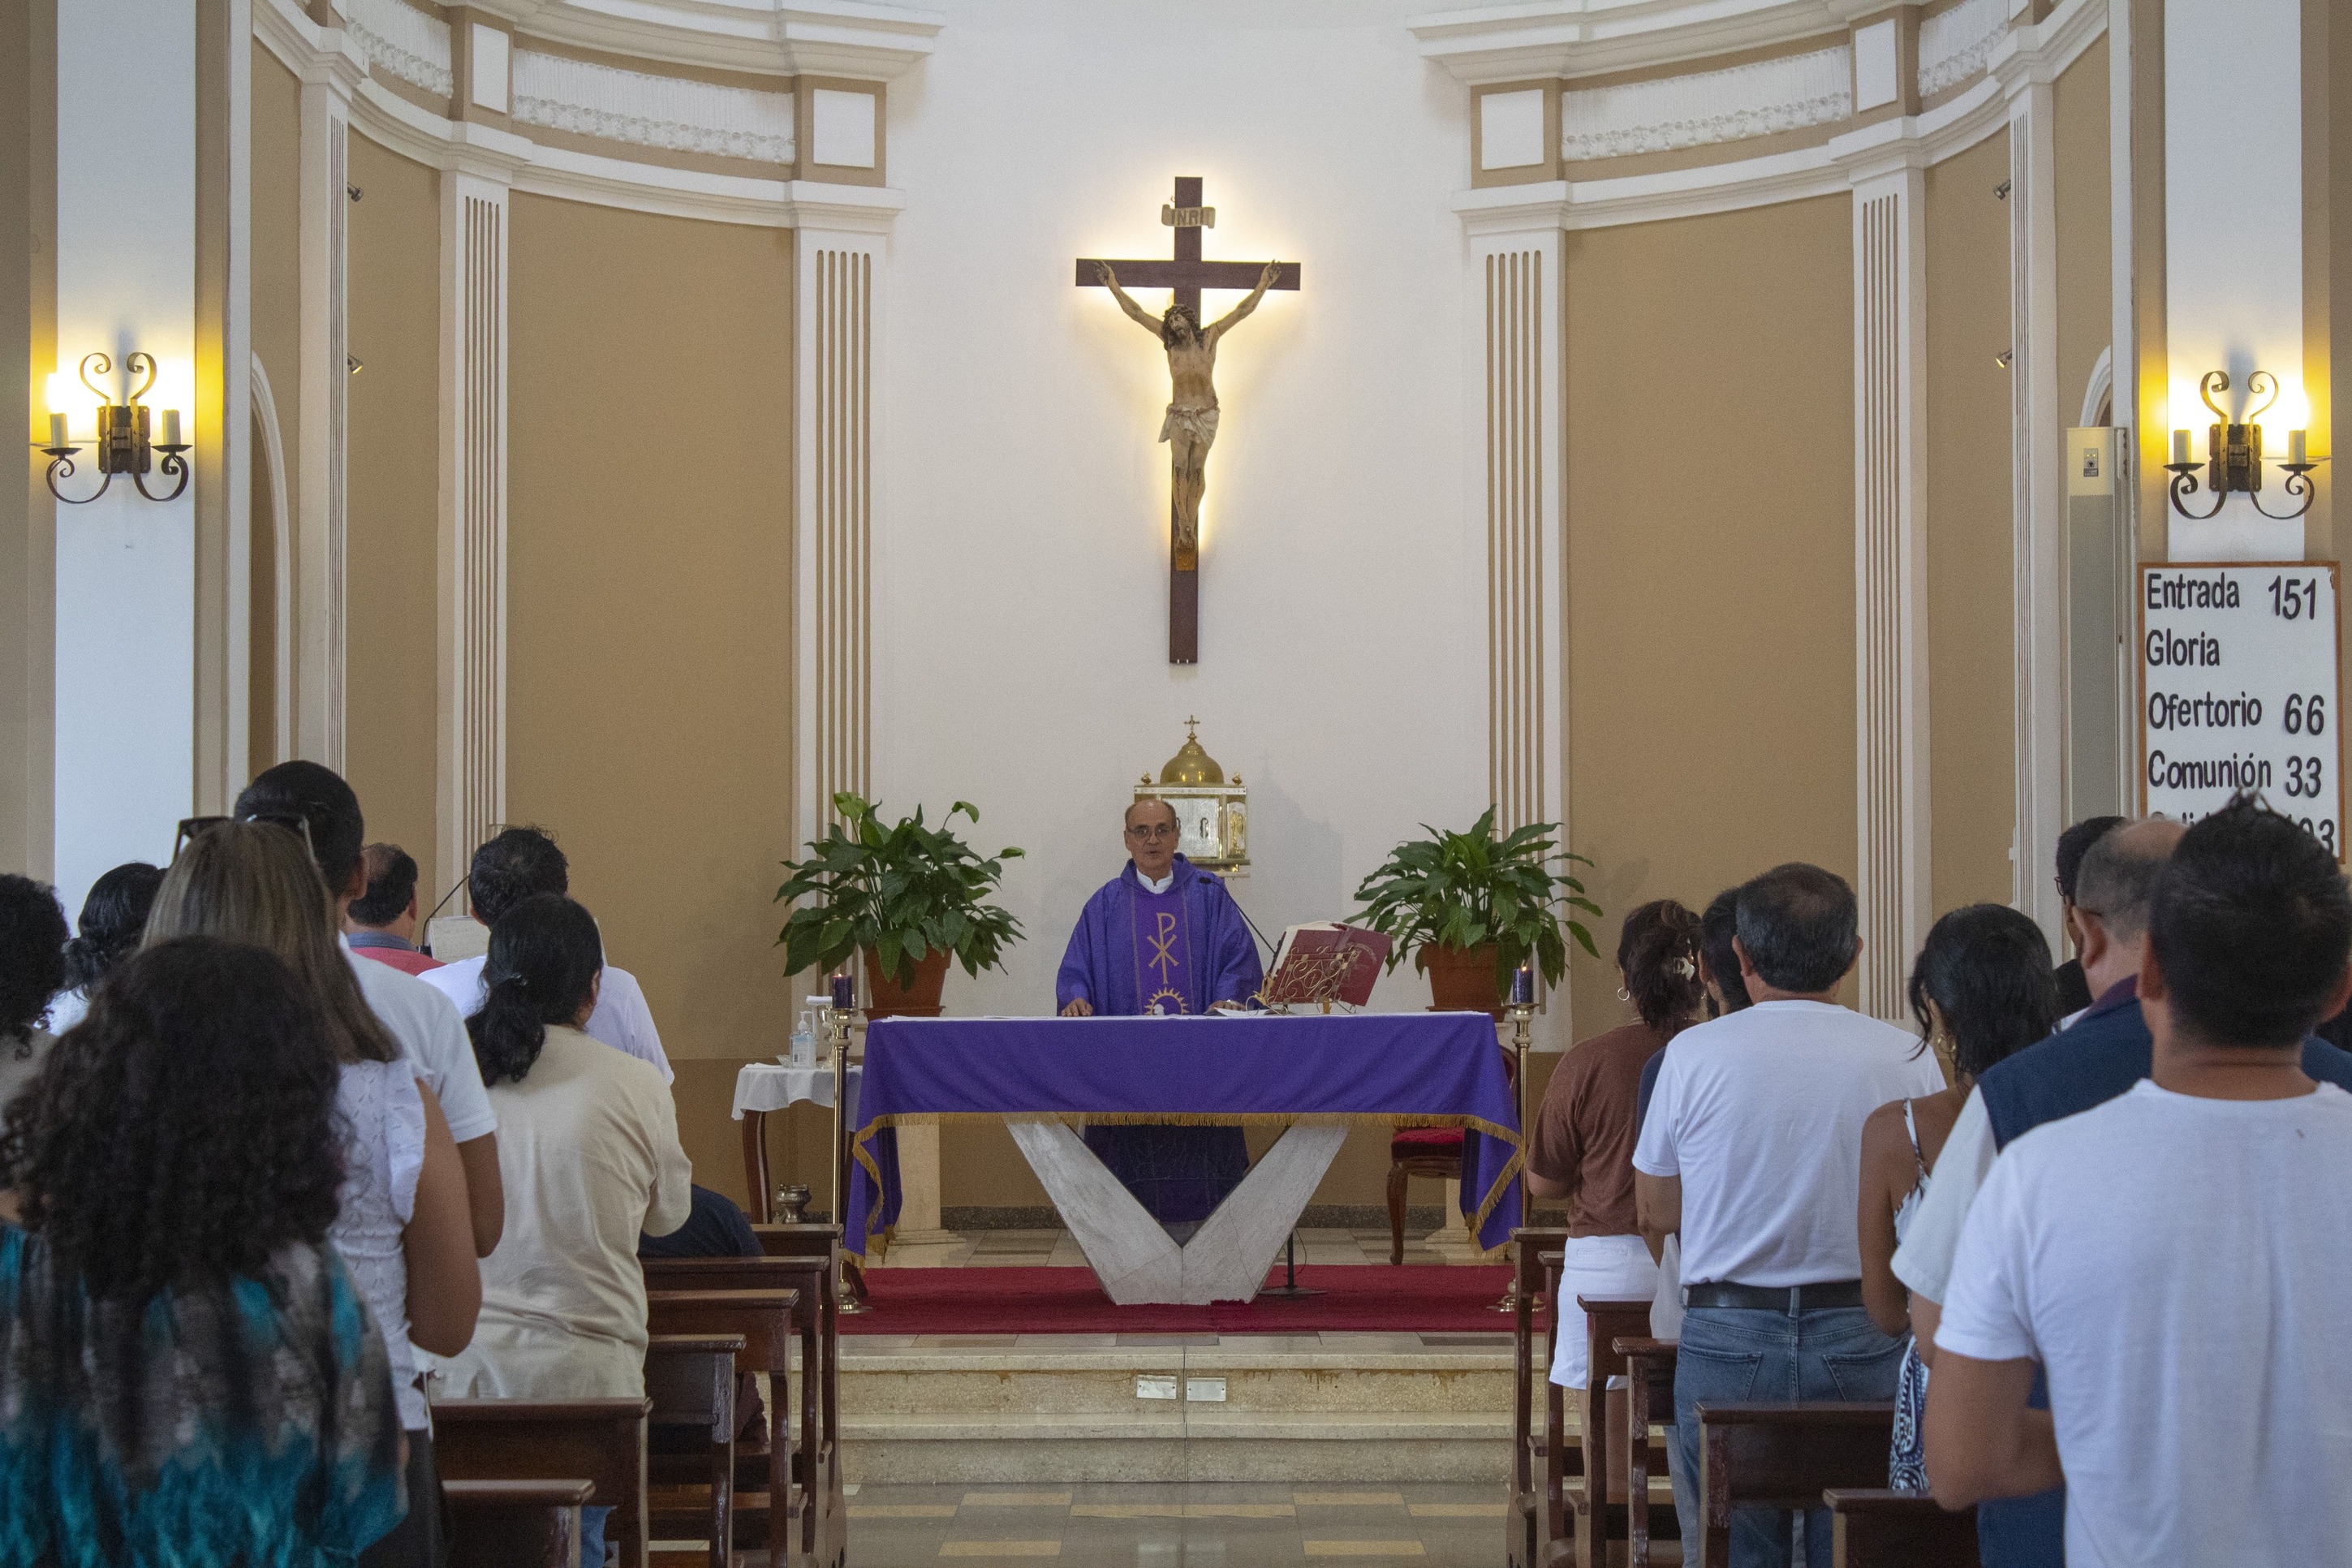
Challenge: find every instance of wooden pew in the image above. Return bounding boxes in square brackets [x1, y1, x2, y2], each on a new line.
[646, 1287, 808, 1568]
[644, 1333, 742, 1568]
[1506, 1227, 1571, 1568]
[1824, 1489, 1979, 1567]
[1693, 1402, 1895, 1568]
[644, 1252, 844, 1568]
[1572, 1293, 1662, 1568]
[1615, 1336, 1680, 1566]
[434, 1398, 653, 1568]
[753, 1221, 865, 1312]
[444, 1478, 593, 1568]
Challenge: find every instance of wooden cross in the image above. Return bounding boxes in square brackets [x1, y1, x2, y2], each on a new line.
[1075, 176, 1302, 665]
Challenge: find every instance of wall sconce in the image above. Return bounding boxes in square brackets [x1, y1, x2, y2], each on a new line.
[2166, 370, 2321, 521]
[34, 352, 190, 505]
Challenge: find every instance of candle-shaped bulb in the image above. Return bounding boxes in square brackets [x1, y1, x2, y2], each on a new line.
[160, 409, 181, 448]
[2172, 429, 2192, 466]
[2290, 429, 2308, 466]
[45, 413, 66, 450]
[830, 971, 855, 1010]
[1510, 963, 1535, 1006]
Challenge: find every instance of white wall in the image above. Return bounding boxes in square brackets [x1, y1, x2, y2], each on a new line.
[50, 0, 197, 914]
[878, 0, 1482, 1015]
[2163, 0, 2303, 562]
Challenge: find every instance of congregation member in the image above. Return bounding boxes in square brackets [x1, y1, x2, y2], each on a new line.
[0, 877, 66, 1114]
[145, 820, 481, 1568]
[347, 843, 444, 976]
[2049, 815, 2124, 1019]
[441, 893, 691, 1568]
[1056, 797, 1263, 1232]
[1635, 863, 1945, 1568]
[235, 760, 504, 1258]
[42, 860, 163, 1035]
[1855, 906, 2057, 1493]
[422, 827, 673, 1083]
[0, 938, 407, 1563]
[1529, 898, 1704, 1392]
[1926, 798, 2352, 1561]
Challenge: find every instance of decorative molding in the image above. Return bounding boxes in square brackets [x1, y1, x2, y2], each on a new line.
[1847, 164, 1932, 1023]
[1410, 0, 1872, 85]
[457, 0, 942, 80]
[1918, 0, 2007, 96]
[796, 236, 880, 847]
[2078, 342, 2112, 426]
[510, 47, 795, 165]
[1560, 43, 1850, 160]
[346, 0, 453, 97]
[437, 172, 509, 897]
[250, 354, 295, 765]
[295, 57, 355, 769]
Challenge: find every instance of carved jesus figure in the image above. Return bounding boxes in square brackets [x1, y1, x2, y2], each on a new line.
[1095, 259, 1282, 568]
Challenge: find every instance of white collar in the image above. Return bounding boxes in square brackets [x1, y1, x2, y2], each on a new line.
[1139, 870, 1175, 895]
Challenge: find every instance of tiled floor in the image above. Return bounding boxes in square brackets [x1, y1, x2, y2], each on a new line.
[842, 1482, 1509, 1563]
[873, 1227, 1493, 1269]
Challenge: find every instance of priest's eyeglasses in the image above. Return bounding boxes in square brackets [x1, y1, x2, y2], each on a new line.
[173, 812, 317, 864]
[1126, 822, 1178, 841]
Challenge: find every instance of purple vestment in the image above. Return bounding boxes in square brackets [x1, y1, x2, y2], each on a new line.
[1057, 856, 1265, 1224]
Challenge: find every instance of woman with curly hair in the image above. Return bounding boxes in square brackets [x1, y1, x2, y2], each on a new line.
[1527, 898, 1709, 1396]
[0, 874, 68, 1116]
[41, 861, 165, 1036]
[146, 822, 480, 1568]
[0, 937, 407, 1565]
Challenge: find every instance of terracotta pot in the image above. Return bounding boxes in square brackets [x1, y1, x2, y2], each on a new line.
[864, 946, 952, 1019]
[1418, 942, 1503, 1019]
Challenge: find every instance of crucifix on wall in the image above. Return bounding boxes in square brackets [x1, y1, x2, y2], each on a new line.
[1076, 177, 1301, 665]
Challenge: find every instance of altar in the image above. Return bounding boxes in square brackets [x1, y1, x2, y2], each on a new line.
[842, 1011, 1521, 1305]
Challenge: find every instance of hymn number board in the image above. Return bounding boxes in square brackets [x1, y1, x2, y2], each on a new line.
[2140, 562, 2345, 858]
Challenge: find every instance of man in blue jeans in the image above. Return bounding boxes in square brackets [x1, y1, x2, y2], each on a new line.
[1635, 864, 1945, 1567]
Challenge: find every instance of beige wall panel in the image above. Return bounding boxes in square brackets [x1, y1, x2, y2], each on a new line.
[1563, 196, 1859, 1032]
[1923, 129, 2017, 918]
[506, 195, 795, 1194]
[2055, 36, 2113, 424]
[250, 44, 300, 572]
[345, 136, 441, 876]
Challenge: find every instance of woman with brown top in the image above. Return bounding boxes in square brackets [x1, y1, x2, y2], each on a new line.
[1527, 898, 1707, 1390]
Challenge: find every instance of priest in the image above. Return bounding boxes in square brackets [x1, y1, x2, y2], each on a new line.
[1056, 797, 1264, 1233]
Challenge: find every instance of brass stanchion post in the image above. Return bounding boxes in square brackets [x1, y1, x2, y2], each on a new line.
[1494, 963, 1539, 1313]
[827, 971, 870, 1315]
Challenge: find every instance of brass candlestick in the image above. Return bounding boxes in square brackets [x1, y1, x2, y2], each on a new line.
[1494, 965, 1539, 1314]
[826, 973, 871, 1315]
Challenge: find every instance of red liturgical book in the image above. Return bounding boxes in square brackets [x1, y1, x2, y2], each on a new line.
[1262, 924, 1391, 1008]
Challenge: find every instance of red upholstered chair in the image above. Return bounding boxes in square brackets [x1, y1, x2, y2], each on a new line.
[1387, 1126, 1466, 1264]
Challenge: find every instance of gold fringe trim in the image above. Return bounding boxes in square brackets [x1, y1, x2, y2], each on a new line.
[842, 1111, 1523, 1259]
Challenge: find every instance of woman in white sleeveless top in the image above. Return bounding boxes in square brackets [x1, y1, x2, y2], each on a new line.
[147, 822, 482, 1567]
[1857, 904, 2057, 1493]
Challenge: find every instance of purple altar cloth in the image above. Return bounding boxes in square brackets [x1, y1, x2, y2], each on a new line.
[842, 1012, 1523, 1261]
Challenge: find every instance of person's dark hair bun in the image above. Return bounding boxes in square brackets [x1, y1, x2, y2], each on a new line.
[1616, 899, 1706, 1032]
[467, 893, 602, 1087]
[59, 861, 165, 993]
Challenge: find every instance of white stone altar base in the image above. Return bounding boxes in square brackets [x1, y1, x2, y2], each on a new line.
[1006, 1118, 1349, 1305]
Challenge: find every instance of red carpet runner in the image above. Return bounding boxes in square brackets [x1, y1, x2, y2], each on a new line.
[846, 1264, 1514, 1336]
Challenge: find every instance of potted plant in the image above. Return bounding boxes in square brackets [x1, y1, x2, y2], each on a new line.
[1350, 807, 1600, 1015]
[773, 790, 1026, 1019]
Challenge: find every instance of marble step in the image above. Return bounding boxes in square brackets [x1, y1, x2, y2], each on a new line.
[836, 1338, 1533, 1484]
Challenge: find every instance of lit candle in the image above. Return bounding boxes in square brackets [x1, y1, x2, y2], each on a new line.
[2290, 429, 2307, 466]
[1510, 963, 1535, 1006]
[160, 409, 181, 448]
[829, 971, 855, 1010]
[45, 413, 66, 450]
[2172, 429, 2191, 466]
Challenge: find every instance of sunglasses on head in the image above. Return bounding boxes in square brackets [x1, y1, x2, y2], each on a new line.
[173, 812, 317, 864]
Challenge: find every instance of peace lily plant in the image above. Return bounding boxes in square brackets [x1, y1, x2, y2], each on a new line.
[1350, 808, 1600, 1002]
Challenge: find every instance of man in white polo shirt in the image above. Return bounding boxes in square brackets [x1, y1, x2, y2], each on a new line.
[420, 826, 673, 1084]
[1926, 798, 2352, 1564]
[1635, 863, 1944, 1568]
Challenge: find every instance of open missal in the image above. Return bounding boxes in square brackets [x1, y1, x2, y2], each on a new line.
[1260, 923, 1392, 1009]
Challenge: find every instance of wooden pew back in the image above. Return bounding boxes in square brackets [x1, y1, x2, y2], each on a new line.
[433, 1398, 653, 1568]
[1613, 1335, 1679, 1566]
[646, 1287, 802, 1568]
[1695, 1402, 1895, 1568]
[644, 1333, 742, 1568]
[443, 1477, 593, 1568]
[1572, 1294, 1659, 1567]
[1506, 1226, 1571, 1568]
[1824, 1488, 1980, 1568]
